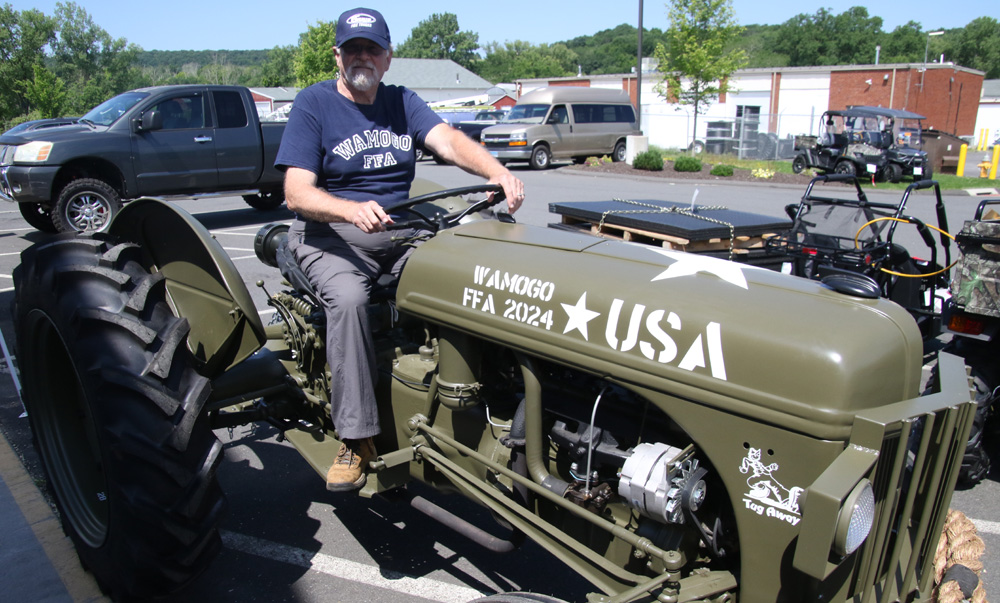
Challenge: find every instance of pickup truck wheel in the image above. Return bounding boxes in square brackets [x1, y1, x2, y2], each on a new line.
[243, 190, 285, 211]
[53, 178, 122, 233]
[529, 145, 551, 170]
[18, 202, 58, 233]
[612, 141, 627, 162]
[791, 155, 807, 174]
[834, 160, 857, 176]
[12, 236, 226, 600]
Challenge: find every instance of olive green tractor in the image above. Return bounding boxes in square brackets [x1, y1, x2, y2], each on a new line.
[12, 184, 975, 602]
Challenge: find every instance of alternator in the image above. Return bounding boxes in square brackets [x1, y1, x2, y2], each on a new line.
[619, 442, 706, 524]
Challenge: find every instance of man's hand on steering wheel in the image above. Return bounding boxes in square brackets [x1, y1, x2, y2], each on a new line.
[351, 200, 394, 233]
[490, 171, 525, 214]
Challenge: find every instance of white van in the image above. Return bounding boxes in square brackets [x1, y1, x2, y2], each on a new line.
[480, 87, 641, 169]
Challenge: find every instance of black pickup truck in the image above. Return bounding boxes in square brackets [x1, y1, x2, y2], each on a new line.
[0, 85, 288, 233]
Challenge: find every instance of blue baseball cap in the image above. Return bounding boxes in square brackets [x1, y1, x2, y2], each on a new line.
[336, 8, 391, 50]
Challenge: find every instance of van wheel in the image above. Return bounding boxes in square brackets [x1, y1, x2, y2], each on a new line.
[612, 141, 627, 162]
[529, 145, 551, 170]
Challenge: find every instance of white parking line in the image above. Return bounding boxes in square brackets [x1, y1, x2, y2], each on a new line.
[221, 531, 486, 603]
[972, 518, 1000, 536]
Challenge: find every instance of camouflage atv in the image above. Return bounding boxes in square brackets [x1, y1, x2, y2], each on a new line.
[12, 183, 975, 602]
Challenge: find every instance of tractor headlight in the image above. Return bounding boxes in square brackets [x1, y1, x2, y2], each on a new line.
[834, 479, 875, 556]
[13, 141, 54, 163]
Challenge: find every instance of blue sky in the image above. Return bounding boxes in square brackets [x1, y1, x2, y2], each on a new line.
[13, 0, 996, 51]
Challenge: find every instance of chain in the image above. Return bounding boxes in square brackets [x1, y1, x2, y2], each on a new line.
[597, 198, 737, 259]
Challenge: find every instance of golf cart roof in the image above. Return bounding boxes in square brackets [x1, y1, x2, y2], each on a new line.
[834, 106, 926, 120]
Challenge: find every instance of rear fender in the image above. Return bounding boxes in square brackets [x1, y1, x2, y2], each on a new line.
[109, 198, 265, 377]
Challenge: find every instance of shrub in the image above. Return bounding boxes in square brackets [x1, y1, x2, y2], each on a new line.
[673, 155, 703, 172]
[710, 164, 734, 177]
[632, 150, 664, 171]
[752, 167, 775, 179]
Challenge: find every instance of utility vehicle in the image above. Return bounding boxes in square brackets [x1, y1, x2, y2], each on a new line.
[791, 107, 931, 183]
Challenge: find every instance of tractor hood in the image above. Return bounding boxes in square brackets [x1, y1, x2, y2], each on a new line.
[397, 220, 924, 440]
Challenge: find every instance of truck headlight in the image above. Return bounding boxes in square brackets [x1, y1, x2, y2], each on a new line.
[13, 141, 54, 163]
[834, 479, 875, 556]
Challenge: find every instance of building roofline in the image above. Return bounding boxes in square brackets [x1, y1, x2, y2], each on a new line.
[516, 62, 986, 85]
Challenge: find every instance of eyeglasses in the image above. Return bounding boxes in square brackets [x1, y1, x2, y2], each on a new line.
[339, 43, 386, 57]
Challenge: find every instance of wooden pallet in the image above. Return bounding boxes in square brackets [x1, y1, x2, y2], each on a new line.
[557, 214, 779, 254]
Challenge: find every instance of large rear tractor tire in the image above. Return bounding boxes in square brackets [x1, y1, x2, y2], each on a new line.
[13, 235, 226, 600]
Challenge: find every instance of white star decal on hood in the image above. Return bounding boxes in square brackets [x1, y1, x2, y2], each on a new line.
[645, 248, 752, 290]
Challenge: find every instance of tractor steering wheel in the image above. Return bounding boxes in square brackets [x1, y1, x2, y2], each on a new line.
[383, 184, 507, 232]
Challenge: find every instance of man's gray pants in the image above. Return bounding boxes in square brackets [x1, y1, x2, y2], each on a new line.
[287, 220, 422, 440]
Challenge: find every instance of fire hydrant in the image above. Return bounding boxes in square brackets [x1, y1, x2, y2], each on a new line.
[980, 160, 993, 178]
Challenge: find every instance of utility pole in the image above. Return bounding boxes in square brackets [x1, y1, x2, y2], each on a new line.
[636, 0, 643, 131]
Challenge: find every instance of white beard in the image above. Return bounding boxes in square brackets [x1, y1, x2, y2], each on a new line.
[345, 65, 377, 91]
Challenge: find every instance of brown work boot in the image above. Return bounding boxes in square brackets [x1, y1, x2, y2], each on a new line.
[326, 438, 376, 491]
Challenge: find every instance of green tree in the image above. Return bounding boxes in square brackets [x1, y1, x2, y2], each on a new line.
[21, 63, 66, 117]
[395, 13, 479, 70]
[294, 20, 336, 88]
[50, 1, 141, 113]
[258, 45, 298, 87]
[564, 24, 670, 75]
[771, 6, 884, 66]
[946, 17, 1000, 78]
[878, 21, 925, 63]
[0, 4, 57, 121]
[654, 0, 747, 151]
[475, 41, 577, 82]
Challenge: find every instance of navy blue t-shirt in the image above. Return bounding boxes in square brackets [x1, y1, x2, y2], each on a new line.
[275, 80, 443, 208]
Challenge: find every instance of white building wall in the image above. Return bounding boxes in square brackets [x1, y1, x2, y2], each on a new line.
[774, 73, 831, 138]
[516, 71, 839, 151]
[974, 101, 1000, 148]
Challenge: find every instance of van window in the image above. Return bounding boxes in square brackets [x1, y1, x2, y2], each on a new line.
[506, 104, 549, 123]
[547, 105, 569, 124]
[573, 104, 636, 124]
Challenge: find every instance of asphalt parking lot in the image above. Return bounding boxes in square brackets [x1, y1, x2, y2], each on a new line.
[2, 162, 1000, 602]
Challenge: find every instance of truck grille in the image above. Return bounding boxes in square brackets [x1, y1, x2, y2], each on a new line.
[850, 397, 972, 602]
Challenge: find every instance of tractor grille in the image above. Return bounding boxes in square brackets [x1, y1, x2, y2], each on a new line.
[849, 401, 972, 602]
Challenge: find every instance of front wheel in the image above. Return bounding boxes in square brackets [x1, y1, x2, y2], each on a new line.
[791, 154, 807, 174]
[243, 190, 285, 211]
[529, 145, 551, 170]
[834, 160, 857, 176]
[53, 178, 122, 233]
[13, 235, 226, 600]
[611, 141, 627, 162]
